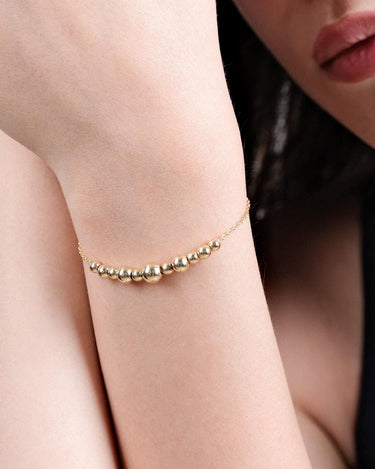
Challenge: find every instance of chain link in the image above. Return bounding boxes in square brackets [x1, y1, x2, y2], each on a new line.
[77, 242, 93, 265]
[78, 197, 251, 266]
[218, 197, 251, 241]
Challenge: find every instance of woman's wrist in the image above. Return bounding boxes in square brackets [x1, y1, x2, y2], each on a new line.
[57, 111, 247, 266]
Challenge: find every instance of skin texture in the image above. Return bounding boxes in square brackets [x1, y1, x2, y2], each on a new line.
[0, 1, 367, 469]
[0, 130, 120, 468]
[0, 2, 313, 468]
[296, 408, 351, 469]
[0, 1, 367, 467]
[262, 193, 363, 468]
[228, 2, 373, 466]
[0, 0, 229, 176]
[232, 0, 375, 149]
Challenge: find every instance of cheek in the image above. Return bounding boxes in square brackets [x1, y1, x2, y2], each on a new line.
[233, 1, 297, 63]
[241, 5, 320, 90]
[233, 0, 292, 36]
[231, 1, 375, 148]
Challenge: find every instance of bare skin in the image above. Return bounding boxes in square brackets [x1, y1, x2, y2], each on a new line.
[0, 1, 367, 468]
[232, 0, 375, 149]
[262, 191, 363, 469]
[0, 134, 361, 468]
[229, 0, 372, 464]
[0, 2, 312, 468]
[0, 130, 121, 468]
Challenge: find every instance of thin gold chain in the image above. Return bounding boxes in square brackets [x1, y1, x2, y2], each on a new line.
[78, 197, 250, 271]
[78, 242, 93, 265]
[219, 197, 251, 241]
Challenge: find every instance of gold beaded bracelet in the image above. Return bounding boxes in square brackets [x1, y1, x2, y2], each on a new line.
[78, 197, 250, 284]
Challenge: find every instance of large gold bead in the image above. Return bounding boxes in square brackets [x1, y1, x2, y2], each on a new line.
[197, 245, 212, 259]
[89, 262, 100, 273]
[107, 268, 118, 279]
[172, 256, 189, 272]
[187, 252, 199, 264]
[118, 268, 133, 283]
[143, 264, 162, 283]
[208, 239, 221, 251]
[161, 263, 174, 275]
[131, 270, 144, 282]
[98, 265, 109, 277]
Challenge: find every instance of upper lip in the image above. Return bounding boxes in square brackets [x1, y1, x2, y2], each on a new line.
[313, 11, 375, 66]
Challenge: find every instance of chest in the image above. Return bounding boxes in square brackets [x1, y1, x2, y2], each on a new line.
[259, 193, 363, 467]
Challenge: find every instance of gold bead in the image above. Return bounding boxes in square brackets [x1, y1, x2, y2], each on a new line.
[107, 268, 118, 279]
[98, 265, 109, 277]
[187, 252, 199, 264]
[131, 270, 144, 282]
[208, 239, 221, 251]
[118, 268, 133, 283]
[89, 262, 100, 272]
[172, 256, 189, 272]
[161, 263, 174, 275]
[143, 264, 162, 283]
[197, 245, 212, 259]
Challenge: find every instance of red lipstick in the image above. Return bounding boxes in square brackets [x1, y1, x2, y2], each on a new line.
[313, 12, 375, 83]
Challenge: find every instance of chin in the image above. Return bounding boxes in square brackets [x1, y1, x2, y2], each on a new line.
[316, 80, 375, 150]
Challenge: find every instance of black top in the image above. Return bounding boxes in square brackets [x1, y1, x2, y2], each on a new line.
[355, 183, 375, 469]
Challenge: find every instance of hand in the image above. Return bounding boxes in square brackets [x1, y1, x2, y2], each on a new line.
[0, 0, 222, 173]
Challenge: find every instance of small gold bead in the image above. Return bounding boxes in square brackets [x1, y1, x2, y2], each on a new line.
[187, 252, 199, 264]
[208, 239, 221, 251]
[161, 263, 174, 275]
[143, 264, 162, 283]
[197, 245, 212, 259]
[107, 268, 118, 279]
[131, 270, 144, 282]
[89, 262, 100, 272]
[98, 265, 109, 277]
[172, 256, 189, 272]
[118, 268, 133, 283]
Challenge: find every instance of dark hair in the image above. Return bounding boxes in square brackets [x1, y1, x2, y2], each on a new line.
[216, 0, 375, 223]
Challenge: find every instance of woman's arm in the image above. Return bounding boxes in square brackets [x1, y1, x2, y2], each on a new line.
[0, 131, 120, 468]
[0, 2, 311, 467]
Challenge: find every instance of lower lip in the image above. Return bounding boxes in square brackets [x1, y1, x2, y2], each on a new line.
[322, 34, 375, 83]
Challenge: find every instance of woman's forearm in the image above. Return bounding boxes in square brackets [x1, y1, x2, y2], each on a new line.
[62, 138, 312, 469]
[57, 63, 311, 469]
[0, 1, 312, 467]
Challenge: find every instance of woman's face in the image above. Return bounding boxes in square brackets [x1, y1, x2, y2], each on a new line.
[233, 1, 375, 148]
